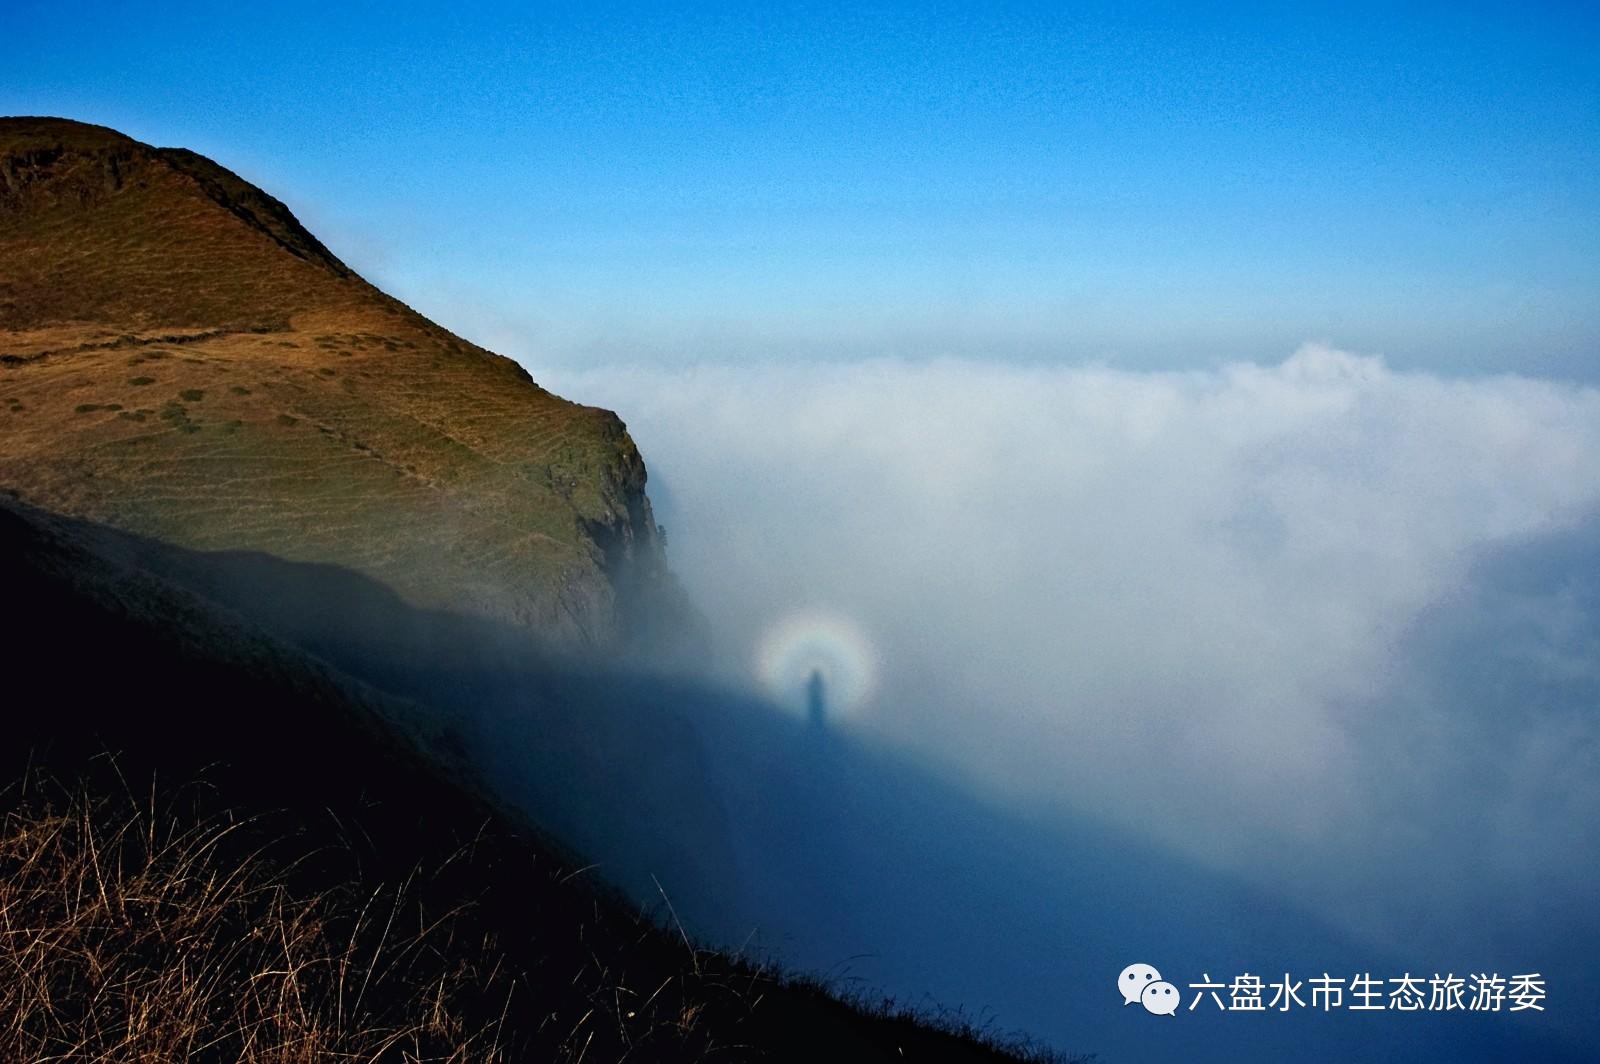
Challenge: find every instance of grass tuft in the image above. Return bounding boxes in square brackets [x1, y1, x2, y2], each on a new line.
[0, 781, 513, 1063]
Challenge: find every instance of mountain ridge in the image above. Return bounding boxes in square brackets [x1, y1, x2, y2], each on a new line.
[0, 115, 677, 653]
[0, 119, 1086, 1057]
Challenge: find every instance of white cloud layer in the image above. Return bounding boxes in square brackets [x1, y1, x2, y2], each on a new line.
[538, 345, 1600, 953]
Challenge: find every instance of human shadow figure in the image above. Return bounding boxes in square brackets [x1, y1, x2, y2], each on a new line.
[18, 493, 1588, 1064]
[806, 668, 827, 731]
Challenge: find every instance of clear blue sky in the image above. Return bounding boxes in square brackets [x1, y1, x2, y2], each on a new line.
[6, 2, 1598, 378]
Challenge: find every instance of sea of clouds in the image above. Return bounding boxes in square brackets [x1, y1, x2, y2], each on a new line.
[538, 345, 1600, 969]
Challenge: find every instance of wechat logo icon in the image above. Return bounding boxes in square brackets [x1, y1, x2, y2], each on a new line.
[1119, 962, 1179, 1016]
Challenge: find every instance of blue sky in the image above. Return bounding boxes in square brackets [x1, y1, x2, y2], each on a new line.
[9, 11, 1600, 1057]
[6, 2, 1598, 377]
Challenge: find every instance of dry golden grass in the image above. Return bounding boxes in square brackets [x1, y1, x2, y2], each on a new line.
[0, 120, 1083, 1062]
[0, 765, 1087, 1064]
[1, 117, 665, 650]
[0, 441, 1087, 1064]
[0, 783, 512, 1063]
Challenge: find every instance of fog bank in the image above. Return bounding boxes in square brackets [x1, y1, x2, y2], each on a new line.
[539, 346, 1600, 967]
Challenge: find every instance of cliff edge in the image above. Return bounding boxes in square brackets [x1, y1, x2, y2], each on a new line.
[0, 116, 670, 651]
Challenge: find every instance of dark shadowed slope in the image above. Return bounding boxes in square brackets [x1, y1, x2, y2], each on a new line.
[45, 483, 1583, 1064]
[0, 492, 1083, 1063]
[0, 116, 1081, 1060]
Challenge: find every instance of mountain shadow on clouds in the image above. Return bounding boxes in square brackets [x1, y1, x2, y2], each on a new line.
[38, 497, 1587, 1064]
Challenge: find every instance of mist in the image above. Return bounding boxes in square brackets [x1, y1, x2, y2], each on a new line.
[523, 345, 1600, 1058]
[139, 342, 1599, 1060]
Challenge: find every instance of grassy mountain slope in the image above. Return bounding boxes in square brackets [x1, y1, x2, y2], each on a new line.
[0, 493, 1075, 1063]
[0, 117, 1083, 1061]
[0, 117, 663, 650]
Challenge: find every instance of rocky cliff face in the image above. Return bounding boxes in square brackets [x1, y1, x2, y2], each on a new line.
[0, 117, 673, 654]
